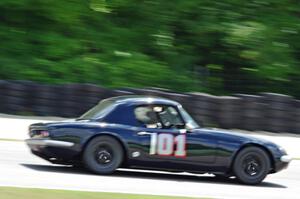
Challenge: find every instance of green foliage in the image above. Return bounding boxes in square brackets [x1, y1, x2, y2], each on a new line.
[0, 0, 300, 97]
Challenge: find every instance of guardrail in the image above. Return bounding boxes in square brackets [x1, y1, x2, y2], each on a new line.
[0, 80, 299, 134]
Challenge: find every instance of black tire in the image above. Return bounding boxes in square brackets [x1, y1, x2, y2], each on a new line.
[233, 147, 271, 185]
[83, 136, 123, 174]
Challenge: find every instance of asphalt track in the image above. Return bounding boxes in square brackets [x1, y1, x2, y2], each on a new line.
[0, 141, 299, 199]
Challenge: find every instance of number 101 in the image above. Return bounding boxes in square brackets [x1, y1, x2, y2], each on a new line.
[149, 133, 186, 157]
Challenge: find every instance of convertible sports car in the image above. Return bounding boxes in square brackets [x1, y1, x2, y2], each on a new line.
[26, 95, 291, 184]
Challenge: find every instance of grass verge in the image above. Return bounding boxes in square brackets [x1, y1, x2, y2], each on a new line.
[0, 187, 211, 199]
[0, 138, 24, 142]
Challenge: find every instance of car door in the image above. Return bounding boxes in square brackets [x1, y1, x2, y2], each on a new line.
[132, 104, 218, 172]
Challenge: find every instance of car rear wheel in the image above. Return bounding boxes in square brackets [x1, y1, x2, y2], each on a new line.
[233, 147, 271, 185]
[83, 136, 123, 174]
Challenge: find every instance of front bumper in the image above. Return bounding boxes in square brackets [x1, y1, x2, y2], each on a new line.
[280, 155, 292, 163]
[272, 154, 292, 173]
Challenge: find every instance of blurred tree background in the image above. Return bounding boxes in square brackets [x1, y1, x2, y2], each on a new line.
[0, 0, 300, 97]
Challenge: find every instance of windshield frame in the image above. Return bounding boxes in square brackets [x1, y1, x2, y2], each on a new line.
[177, 105, 200, 129]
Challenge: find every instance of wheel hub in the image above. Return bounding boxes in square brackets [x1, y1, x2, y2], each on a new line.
[96, 150, 112, 164]
[246, 161, 259, 176]
[243, 157, 261, 176]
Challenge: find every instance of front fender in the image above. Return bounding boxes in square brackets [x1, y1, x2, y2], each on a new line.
[229, 141, 277, 172]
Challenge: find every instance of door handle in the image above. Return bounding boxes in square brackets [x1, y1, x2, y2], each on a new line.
[137, 131, 152, 136]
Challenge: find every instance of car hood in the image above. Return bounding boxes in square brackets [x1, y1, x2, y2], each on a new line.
[191, 128, 277, 146]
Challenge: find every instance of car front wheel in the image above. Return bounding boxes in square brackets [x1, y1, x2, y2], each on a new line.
[83, 136, 123, 174]
[233, 146, 271, 185]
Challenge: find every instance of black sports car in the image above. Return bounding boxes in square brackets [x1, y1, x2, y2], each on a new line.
[26, 95, 291, 184]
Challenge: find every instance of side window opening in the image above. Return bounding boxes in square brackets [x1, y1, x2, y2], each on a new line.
[134, 105, 185, 129]
[134, 106, 160, 128]
[158, 106, 183, 128]
[158, 106, 181, 126]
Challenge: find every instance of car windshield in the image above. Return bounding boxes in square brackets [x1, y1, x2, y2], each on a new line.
[78, 100, 115, 120]
[178, 105, 200, 129]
